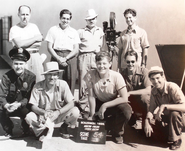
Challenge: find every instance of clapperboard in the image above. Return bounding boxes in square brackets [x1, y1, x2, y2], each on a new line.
[76, 119, 106, 144]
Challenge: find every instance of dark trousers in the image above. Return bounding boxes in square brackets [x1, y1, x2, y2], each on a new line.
[151, 111, 185, 142]
[0, 106, 30, 134]
[95, 99, 132, 136]
[52, 50, 77, 94]
[129, 94, 150, 126]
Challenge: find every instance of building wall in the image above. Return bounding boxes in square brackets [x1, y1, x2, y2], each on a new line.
[0, 0, 185, 69]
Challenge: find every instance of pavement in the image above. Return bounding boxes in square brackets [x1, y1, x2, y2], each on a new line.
[0, 116, 185, 151]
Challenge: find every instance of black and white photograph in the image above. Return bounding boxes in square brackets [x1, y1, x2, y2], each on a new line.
[0, 0, 185, 150]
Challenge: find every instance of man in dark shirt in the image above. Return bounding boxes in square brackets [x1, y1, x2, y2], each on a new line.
[0, 47, 36, 138]
[121, 50, 151, 127]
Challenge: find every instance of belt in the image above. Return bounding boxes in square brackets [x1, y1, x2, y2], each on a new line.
[79, 51, 96, 56]
[54, 49, 71, 52]
[29, 50, 39, 54]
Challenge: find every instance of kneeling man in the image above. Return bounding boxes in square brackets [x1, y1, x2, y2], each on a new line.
[144, 66, 185, 150]
[25, 62, 80, 141]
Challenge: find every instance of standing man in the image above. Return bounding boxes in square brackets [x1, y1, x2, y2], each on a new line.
[25, 62, 80, 141]
[45, 9, 80, 94]
[144, 66, 185, 150]
[0, 48, 36, 138]
[9, 5, 44, 82]
[121, 50, 151, 127]
[78, 9, 104, 99]
[118, 8, 149, 72]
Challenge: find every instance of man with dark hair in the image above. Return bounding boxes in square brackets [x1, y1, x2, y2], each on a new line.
[45, 9, 80, 94]
[9, 5, 44, 82]
[121, 50, 151, 127]
[144, 66, 185, 150]
[118, 8, 149, 71]
[0, 47, 36, 138]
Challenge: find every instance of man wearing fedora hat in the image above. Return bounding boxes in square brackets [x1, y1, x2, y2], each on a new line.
[25, 61, 80, 141]
[45, 9, 80, 95]
[144, 66, 185, 150]
[78, 9, 104, 100]
[0, 47, 36, 138]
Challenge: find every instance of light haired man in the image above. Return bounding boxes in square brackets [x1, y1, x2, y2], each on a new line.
[9, 5, 44, 82]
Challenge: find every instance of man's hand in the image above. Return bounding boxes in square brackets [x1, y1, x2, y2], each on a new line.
[49, 110, 60, 122]
[144, 119, 153, 137]
[58, 57, 68, 67]
[5, 102, 21, 113]
[155, 104, 166, 121]
[98, 105, 107, 120]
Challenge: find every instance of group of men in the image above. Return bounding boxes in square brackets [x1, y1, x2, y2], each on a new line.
[0, 5, 184, 150]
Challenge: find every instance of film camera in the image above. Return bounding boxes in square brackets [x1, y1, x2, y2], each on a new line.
[103, 12, 121, 51]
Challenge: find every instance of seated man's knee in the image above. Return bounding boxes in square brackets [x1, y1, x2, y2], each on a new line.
[71, 107, 80, 119]
[25, 112, 37, 125]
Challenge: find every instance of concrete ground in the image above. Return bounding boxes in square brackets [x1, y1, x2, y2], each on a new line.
[0, 115, 185, 151]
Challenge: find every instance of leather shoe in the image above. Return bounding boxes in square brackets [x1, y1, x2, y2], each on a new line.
[169, 139, 182, 150]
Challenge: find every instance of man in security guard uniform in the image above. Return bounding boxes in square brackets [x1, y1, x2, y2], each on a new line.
[0, 47, 36, 138]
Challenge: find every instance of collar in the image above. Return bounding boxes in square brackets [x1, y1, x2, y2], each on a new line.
[125, 66, 143, 76]
[84, 26, 99, 32]
[95, 69, 112, 83]
[152, 81, 168, 96]
[126, 25, 138, 34]
[41, 80, 60, 92]
[57, 24, 71, 31]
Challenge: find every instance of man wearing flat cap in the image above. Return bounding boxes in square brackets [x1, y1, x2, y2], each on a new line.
[77, 9, 104, 109]
[144, 66, 185, 150]
[0, 47, 36, 138]
[25, 61, 80, 141]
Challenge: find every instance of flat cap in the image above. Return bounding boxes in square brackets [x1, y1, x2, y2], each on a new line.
[9, 47, 30, 62]
[148, 66, 164, 77]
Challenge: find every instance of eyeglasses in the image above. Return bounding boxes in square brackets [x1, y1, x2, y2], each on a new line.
[126, 60, 135, 64]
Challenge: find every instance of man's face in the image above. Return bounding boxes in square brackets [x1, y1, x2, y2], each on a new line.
[12, 60, 26, 75]
[150, 73, 165, 90]
[86, 17, 97, 29]
[45, 72, 59, 86]
[124, 13, 136, 26]
[96, 57, 112, 75]
[60, 14, 71, 29]
[18, 6, 31, 26]
[126, 55, 136, 71]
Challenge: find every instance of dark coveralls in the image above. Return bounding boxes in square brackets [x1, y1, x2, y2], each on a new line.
[0, 69, 36, 134]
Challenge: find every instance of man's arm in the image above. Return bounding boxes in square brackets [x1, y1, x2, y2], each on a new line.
[12, 34, 43, 48]
[128, 85, 151, 96]
[141, 47, 148, 67]
[98, 86, 128, 119]
[144, 112, 154, 137]
[88, 88, 96, 119]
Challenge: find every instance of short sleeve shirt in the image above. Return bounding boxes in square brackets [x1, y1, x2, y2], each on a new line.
[29, 79, 74, 110]
[84, 69, 126, 102]
[121, 66, 151, 91]
[118, 26, 149, 69]
[9, 23, 41, 51]
[149, 81, 185, 114]
[45, 25, 80, 51]
[78, 26, 104, 53]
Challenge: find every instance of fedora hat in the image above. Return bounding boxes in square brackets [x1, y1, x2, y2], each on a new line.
[85, 9, 98, 20]
[42, 61, 63, 75]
